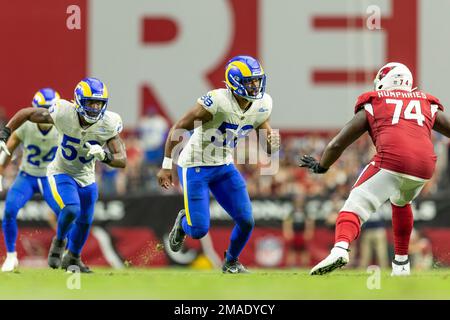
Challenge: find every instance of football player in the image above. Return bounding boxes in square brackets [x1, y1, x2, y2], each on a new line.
[0, 88, 60, 272]
[157, 55, 280, 273]
[300, 62, 450, 276]
[0, 78, 127, 273]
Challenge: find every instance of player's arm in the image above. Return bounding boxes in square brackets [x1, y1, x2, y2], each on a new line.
[0, 132, 22, 174]
[104, 135, 127, 168]
[0, 108, 54, 154]
[433, 111, 450, 137]
[299, 109, 369, 173]
[157, 103, 213, 189]
[0, 132, 22, 191]
[86, 135, 127, 168]
[6, 107, 54, 132]
[257, 120, 280, 155]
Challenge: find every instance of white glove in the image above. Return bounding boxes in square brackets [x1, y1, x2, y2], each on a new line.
[85, 142, 106, 161]
[0, 141, 10, 156]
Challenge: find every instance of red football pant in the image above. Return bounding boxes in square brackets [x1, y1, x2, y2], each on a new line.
[335, 211, 361, 244]
[391, 203, 414, 255]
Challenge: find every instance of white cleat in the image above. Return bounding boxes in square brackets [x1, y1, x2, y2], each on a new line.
[310, 246, 349, 275]
[391, 259, 410, 276]
[1, 252, 19, 272]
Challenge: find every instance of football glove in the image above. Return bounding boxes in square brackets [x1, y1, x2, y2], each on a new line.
[0, 127, 11, 156]
[86, 142, 106, 161]
[298, 155, 328, 174]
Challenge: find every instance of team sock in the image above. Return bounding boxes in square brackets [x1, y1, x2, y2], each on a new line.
[68, 222, 92, 255]
[391, 203, 413, 256]
[334, 211, 361, 246]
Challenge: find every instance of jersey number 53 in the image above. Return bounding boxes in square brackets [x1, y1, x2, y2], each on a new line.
[61, 134, 100, 163]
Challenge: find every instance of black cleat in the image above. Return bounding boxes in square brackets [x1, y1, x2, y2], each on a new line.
[61, 251, 93, 273]
[168, 209, 187, 252]
[222, 251, 250, 274]
[48, 237, 67, 269]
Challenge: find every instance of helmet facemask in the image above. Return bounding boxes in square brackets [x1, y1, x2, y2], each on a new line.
[240, 75, 266, 101]
[76, 98, 107, 124]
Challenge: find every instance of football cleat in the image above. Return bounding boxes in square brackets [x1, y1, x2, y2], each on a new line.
[222, 251, 250, 274]
[61, 251, 93, 273]
[1, 252, 19, 272]
[168, 209, 187, 252]
[48, 236, 67, 269]
[310, 246, 349, 275]
[391, 258, 410, 276]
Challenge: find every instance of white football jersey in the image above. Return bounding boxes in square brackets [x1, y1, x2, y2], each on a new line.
[177, 88, 272, 167]
[15, 122, 59, 177]
[47, 99, 123, 186]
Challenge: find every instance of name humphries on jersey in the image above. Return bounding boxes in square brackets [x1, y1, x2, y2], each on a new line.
[376, 90, 427, 99]
[176, 89, 273, 168]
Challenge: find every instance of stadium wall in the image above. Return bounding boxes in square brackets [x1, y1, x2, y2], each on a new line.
[0, 194, 449, 269]
[2, 0, 450, 130]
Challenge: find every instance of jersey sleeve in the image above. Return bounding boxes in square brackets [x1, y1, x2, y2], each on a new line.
[259, 93, 273, 125]
[197, 90, 220, 115]
[354, 91, 377, 114]
[426, 93, 444, 112]
[14, 122, 26, 141]
[105, 112, 123, 140]
[48, 100, 68, 131]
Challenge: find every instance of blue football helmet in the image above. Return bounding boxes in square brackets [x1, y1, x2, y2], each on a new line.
[32, 88, 60, 108]
[225, 55, 266, 101]
[74, 77, 109, 124]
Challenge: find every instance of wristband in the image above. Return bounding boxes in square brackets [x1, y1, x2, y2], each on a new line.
[0, 127, 11, 142]
[101, 151, 113, 164]
[162, 157, 173, 170]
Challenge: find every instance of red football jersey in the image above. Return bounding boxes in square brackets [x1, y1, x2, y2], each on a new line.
[354, 90, 444, 179]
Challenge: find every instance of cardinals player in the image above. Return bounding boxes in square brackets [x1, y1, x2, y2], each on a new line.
[299, 62, 450, 276]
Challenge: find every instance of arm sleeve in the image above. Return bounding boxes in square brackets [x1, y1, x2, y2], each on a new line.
[427, 94, 444, 112]
[354, 92, 376, 114]
[197, 90, 220, 115]
[107, 113, 124, 140]
[48, 101, 64, 130]
[14, 124, 26, 141]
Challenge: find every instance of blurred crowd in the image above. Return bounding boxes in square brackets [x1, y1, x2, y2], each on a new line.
[0, 106, 448, 269]
[1, 107, 449, 201]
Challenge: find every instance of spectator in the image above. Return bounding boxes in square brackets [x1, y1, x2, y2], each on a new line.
[137, 107, 169, 166]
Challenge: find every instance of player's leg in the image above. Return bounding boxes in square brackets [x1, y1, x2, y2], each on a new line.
[390, 177, 426, 276]
[61, 182, 98, 273]
[47, 174, 81, 268]
[311, 165, 398, 275]
[168, 166, 211, 252]
[39, 176, 62, 217]
[1, 173, 34, 272]
[209, 164, 253, 273]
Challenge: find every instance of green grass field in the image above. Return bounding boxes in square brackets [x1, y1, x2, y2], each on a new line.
[1, 267, 450, 299]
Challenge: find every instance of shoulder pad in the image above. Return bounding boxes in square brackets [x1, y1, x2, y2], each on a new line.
[354, 91, 377, 114]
